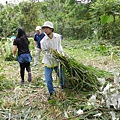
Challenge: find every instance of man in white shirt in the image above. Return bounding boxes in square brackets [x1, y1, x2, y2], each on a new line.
[40, 21, 66, 100]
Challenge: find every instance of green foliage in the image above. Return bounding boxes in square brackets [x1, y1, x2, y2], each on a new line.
[0, 1, 41, 37]
[18, 2, 40, 32]
[89, 0, 120, 40]
[0, 4, 21, 37]
[0, 0, 120, 43]
[0, 40, 16, 61]
[0, 74, 14, 90]
[5, 53, 17, 61]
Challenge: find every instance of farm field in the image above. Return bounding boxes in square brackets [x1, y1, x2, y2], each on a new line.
[0, 38, 120, 120]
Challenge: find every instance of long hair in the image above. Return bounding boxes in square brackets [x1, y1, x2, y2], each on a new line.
[16, 28, 27, 38]
[16, 28, 29, 44]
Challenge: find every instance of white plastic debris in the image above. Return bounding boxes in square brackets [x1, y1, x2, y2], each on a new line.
[88, 94, 97, 106]
[64, 111, 68, 118]
[102, 83, 112, 95]
[110, 111, 119, 120]
[97, 78, 105, 85]
[93, 113, 102, 117]
[89, 94, 96, 102]
[106, 99, 111, 108]
[101, 98, 105, 103]
[111, 98, 118, 109]
[76, 109, 83, 115]
[117, 98, 120, 108]
[114, 71, 120, 84]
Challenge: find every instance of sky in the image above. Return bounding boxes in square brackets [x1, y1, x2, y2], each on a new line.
[0, 0, 23, 5]
[0, 0, 7, 5]
[0, 0, 44, 5]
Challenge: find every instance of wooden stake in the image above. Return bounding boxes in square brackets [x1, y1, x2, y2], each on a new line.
[111, 52, 114, 61]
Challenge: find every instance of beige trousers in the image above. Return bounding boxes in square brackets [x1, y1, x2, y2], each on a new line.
[34, 47, 41, 65]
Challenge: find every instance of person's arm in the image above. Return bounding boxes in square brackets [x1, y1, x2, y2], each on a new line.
[13, 45, 17, 56]
[57, 35, 64, 52]
[34, 41, 37, 48]
[57, 35, 67, 56]
[41, 38, 51, 55]
[34, 34, 37, 48]
[13, 38, 18, 57]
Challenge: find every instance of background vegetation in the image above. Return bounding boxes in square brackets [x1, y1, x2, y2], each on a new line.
[0, 0, 120, 45]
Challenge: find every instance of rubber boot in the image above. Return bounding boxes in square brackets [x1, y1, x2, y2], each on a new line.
[28, 72, 32, 82]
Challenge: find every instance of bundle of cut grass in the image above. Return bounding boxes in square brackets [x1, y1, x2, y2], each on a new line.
[51, 49, 101, 92]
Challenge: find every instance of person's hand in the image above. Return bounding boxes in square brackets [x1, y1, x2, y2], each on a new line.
[13, 54, 16, 58]
[62, 52, 68, 57]
[35, 46, 37, 50]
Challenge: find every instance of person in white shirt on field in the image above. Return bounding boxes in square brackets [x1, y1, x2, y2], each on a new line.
[40, 21, 66, 100]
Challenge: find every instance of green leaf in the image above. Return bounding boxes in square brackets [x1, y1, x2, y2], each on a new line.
[107, 15, 114, 24]
[100, 15, 109, 25]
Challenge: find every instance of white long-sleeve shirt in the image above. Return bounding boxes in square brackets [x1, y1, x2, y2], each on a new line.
[40, 33, 64, 67]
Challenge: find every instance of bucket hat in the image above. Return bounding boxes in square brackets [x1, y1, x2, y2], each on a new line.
[42, 21, 54, 29]
[35, 26, 41, 31]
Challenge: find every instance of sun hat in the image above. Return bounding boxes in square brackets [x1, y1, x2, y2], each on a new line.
[35, 26, 41, 31]
[42, 21, 54, 29]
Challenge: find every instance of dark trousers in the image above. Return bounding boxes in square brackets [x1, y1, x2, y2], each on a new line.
[19, 62, 31, 80]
